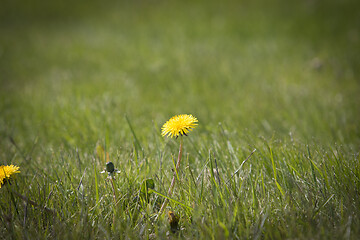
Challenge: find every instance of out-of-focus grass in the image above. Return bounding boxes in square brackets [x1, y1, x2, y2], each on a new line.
[0, 0, 359, 239]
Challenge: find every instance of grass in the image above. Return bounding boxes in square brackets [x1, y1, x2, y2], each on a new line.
[1, 0, 359, 239]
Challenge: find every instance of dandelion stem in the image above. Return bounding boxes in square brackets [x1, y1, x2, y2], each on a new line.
[110, 177, 117, 204]
[110, 177, 117, 227]
[10, 188, 55, 214]
[157, 137, 183, 218]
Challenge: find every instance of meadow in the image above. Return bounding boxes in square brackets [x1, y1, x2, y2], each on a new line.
[1, 0, 359, 239]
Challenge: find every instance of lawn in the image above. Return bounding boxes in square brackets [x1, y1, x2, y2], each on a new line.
[1, 0, 359, 239]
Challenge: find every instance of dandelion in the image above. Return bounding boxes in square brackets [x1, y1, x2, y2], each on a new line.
[100, 161, 120, 206]
[157, 114, 198, 219]
[0, 165, 20, 188]
[161, 114, 198, 138]
[100, 162, 120, 179]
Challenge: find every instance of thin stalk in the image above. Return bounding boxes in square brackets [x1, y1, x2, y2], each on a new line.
[157, 137, 183, 218]
[8, 186, 55, 214]
[110, 177, 117, 204]
[110, 177, 117, 227]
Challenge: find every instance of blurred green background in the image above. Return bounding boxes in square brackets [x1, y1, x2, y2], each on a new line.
[1, 0, 359, 151]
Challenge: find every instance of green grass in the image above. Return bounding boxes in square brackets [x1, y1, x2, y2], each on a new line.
[1, 0, 359, 239]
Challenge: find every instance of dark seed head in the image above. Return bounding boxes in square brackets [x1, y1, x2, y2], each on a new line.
[106, 162, 115, 173]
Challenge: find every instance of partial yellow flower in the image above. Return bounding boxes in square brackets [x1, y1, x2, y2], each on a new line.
[0, 165, 20, 188]
[161, 114, 198, 138]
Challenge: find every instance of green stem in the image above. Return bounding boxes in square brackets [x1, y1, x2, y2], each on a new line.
[7, 186, 55, 214]
[110, 177, 117, 204]
[157, 137, 183, 218]
[110, 177, 117, 228]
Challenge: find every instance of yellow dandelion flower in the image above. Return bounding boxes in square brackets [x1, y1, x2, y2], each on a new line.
[0, 165, 20, 188]
[161, 114, 198, 138]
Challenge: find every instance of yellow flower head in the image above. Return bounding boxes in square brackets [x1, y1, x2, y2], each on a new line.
[0, 165, 20, 188]
[161, 114, 198, 138]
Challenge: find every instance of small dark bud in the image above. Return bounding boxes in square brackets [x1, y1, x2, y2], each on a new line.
[106, 162, 115, 173]
[168, 211, 179, 233]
